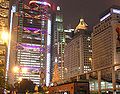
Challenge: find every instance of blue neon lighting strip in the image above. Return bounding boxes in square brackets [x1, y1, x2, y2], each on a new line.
[46, 19, 51, 86]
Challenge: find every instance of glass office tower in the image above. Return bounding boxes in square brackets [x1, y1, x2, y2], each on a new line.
[10, 0, 52, 86]
[51, 6, 65, 80]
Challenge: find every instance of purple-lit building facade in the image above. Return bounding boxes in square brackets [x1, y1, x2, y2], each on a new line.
[9, 0, 52, 86]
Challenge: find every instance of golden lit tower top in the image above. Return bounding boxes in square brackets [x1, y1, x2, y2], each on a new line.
[75, 18, 88, 31]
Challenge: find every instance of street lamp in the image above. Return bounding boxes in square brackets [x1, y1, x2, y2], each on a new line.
[13, 66, 19, 73]
[89, 57, 92, 61]
[13, 66, 28, 82]
[18, 77, 22, 82]
[1, 31, 9, 44]
[21, 67, 28, 73]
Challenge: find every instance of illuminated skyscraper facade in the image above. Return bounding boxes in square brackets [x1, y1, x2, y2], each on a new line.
[51, 6, 65, 80]
[92, 6, 120, 80]
[9, 0, 52, 86]
[64, 19, 92, 79]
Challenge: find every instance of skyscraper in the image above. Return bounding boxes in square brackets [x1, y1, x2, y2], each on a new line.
[51, 6, 65, 80]
[9, 0, 52, 86]
[64, 19, 92, 79]
[92, 6, 120, 80]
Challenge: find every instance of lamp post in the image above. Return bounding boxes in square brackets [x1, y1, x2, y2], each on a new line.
[13, 66, 29, 93]
[1, 31, 9, 44]
[13, 66, 20, 84]
[13, 66, 28, 82]
[13, 66, 19, 73]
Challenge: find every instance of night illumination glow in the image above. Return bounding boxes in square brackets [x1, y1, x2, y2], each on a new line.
[1, 31, 9, 43]
[24, 27, 40, 31]
[13, 0, 51, 85]
[5, 6, 16, 80]
[64, 29, 74, 32]
[19, 43, 46, 52]
[23, 27, 47, 34]
[112, 9, 120, 14]
[57, 6, 60, 11]
[21, 67, 28, 73]
[21, 43, 40, 48]
[20, 66, 40, 69]
[46, 19, 51, 86]
[18, 77, 22, 82]
[13, 66, 19, 73]
[100, 8, 120, 22]
[100, 13, 111, 21]
[29, 1, 51, 7]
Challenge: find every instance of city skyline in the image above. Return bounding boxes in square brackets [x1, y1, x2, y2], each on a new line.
[0, 0, 120, 93]
[10, 0, 120, 30]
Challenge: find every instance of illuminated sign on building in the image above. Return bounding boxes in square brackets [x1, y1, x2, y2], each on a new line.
[112, 9, 120, 14]
[100, 13, 111, 21]
[100, 8, 120, 21]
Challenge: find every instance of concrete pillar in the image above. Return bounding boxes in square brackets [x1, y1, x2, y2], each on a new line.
[105, 82, 107, 92]
[77, 76, 79, 81]
[98, 71, 101, 94]
[113, 91, 116, 94]
[112, 66, 116, 93]
[94, 81, 96, 91]
[86, 73, 89, 80]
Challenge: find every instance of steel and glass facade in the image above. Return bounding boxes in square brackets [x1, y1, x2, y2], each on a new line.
[51, 6, 65, 80]
[10, 0, 52, 86]
[64, 30, 92, 79]
[92, 6, 120, 81]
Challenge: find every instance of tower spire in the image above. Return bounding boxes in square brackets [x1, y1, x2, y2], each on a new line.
[75, 18, 88, 31]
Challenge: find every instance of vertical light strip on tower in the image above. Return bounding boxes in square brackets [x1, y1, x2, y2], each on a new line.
[6, 6, 16, 80]
[46, 19, 51, 86]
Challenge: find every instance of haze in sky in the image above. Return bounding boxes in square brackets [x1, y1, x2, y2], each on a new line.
[11, 0, 120, 30]
[57, 0, 120, 30]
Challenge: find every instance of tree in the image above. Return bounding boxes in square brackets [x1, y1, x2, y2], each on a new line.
[0, 68, 5, 93]
[14, 79, 35, 93]
[38, 85, 44, 93]
[52, 63, 61, 84]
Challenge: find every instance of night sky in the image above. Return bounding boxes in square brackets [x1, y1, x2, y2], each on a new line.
[55, 0, 120, 30]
